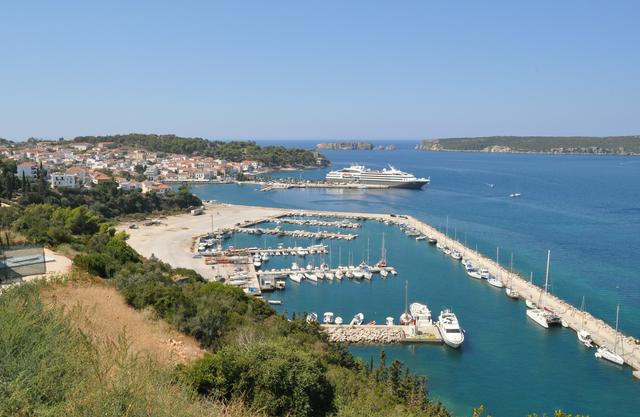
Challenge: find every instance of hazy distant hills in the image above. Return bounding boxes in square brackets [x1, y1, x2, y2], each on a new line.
[416, 136, 640, 155]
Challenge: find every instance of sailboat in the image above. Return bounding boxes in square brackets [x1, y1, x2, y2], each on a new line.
[399, 280, 413, 325]
[376, 233, 387, 268]
[577, 296, 593, 348]
[595, 305, 625, 366]
[525, 272, 536, 308]
[526, 250, 561, 328]
[505, 253, 520, 299]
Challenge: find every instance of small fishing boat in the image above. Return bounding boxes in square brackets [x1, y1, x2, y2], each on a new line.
[306, 312, 318, 323]
[267, 300, 282, 305]
[385, 317, 394, 326]
[416, 235, 427, 241]
[380, 269, 389, 278]
[352, 268, 364, 279]
[390, 268, 398, 276]
[479, 268, 491, 279]
[450, 250, 462, 260]
[443, 247, 452, 256]
[334, 316, 343, 325]
[428, 236, 437, 244]
[291, 262, 300, 271]
[325, 271, 335, 280]
[525, 299, 536, 309]
[510, 192, 521, 198]
[305, 272, 318, 282]
[350, 313, 364, 325]
[323, 312, 334, 324]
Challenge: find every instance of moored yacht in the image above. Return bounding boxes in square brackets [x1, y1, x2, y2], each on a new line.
[350, 313, 364, 326]
[577, 330, 594, 348]
[437, 309, 465, 348]
[595, 305, 625, 366]
[323, 312, 334, 324]
[526, 250, 561, 328]
[409, 302, 432, 326]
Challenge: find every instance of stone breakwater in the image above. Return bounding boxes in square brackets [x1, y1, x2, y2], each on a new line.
[322, 325, 406, 344]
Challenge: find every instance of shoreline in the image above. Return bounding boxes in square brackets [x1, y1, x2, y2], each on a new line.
[118, 202, 640, 376]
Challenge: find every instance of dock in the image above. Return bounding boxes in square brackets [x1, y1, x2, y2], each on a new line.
[229, 226, 358, 240]
[321, 323, 441, 344]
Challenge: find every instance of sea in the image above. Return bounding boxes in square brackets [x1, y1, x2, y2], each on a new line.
[188, 140, 640, 416]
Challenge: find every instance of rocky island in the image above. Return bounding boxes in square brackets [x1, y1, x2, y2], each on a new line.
[316, 141, 396, 151]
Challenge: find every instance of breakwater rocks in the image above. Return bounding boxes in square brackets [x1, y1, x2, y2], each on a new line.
[321, 325, 406, 344]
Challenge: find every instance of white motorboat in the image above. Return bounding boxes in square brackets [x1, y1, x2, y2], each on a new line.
[363, 270, 373, 280]
[409, 302, 432, 326]
[479, 268, 491, 279]
[595, 305, 625, 366]
[316, 271, 325, 280]
[526, 251, 561, 329]
[436, 242, 444, 251]
[487, 276, 504, 288]
[350, 313, 364, 325]
[335, 269, 344, 280]
[450, 250, 462, 260]
[352, 269, 364, 279]
[291, 262, 300, 271]
[443, 247, 452, 256]
[261, 253, 270, 262]
[323, 312, 334, 324]
[306, 263, 313, 271]
[525, 299, 536, 309]
[380, 269, 389, 278]
[289, 273, 303, 283]
[416, 235, 427, 241]
[334, 316, 343, 325]
[577, 330, 593, 348]
[253, 260, 262, 268]
[437, 309, 465, 349]
[325, 271, 335, 280]
[510, 192, 522, 198]
[267, 299, 282, 305]
[306, 312, 318, 323]
[385, 317, 394, 326]
[390, 268, 398, 276]
[466, 267, 482, 279]
[305, 272, 318, 282]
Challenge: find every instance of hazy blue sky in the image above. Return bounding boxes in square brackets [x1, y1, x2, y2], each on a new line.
[1, 1, 638, 141]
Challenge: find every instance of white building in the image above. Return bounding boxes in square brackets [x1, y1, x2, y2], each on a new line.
[50, 173, 79, 189]
[17, 162, 38, 178]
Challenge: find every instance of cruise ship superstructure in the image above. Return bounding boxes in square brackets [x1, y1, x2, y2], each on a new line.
[325, 164, 430, 189]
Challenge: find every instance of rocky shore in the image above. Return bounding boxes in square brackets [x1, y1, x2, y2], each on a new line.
[321, 325, 406, 344]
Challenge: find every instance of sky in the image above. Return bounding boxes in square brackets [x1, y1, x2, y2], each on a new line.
[1, 1, 638, 141]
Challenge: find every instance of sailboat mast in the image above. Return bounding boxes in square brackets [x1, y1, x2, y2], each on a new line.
[544, 250, 551, 293]
[404, 280, 408, 315]
[614, 305, 620, 353]
[367, 238, 370, 265]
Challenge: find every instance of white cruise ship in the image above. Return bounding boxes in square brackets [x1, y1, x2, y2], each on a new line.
[325, 164, 430, 189]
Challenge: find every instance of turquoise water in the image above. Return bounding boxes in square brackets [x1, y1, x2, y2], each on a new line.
[191, 143, 640, 416]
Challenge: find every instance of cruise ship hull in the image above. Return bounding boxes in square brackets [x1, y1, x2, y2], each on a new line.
[326, 178, 429, 189]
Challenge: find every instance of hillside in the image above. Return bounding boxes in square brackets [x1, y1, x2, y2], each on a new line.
[416, 135, 640, 155]
[72, 134, 330, 168]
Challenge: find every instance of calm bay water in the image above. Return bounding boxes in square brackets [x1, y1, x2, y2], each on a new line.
[190, 142, 640, 416]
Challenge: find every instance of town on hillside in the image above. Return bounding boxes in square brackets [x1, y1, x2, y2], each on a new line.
[3, 141, 265, 193]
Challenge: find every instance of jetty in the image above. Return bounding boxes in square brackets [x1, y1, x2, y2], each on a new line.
[322, 323, 441, 344]
[229, 226, 358, 240]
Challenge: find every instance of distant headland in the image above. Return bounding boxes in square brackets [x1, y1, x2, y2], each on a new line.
[316, 141, 396, 151]
[416, 135, 640, 155]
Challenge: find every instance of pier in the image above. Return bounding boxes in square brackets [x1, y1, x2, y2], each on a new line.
[322, 323, 441, 344]
[228, 226, 358, 240]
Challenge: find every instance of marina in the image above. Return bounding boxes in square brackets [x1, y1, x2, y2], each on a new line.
[120, 194, 640, 415]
